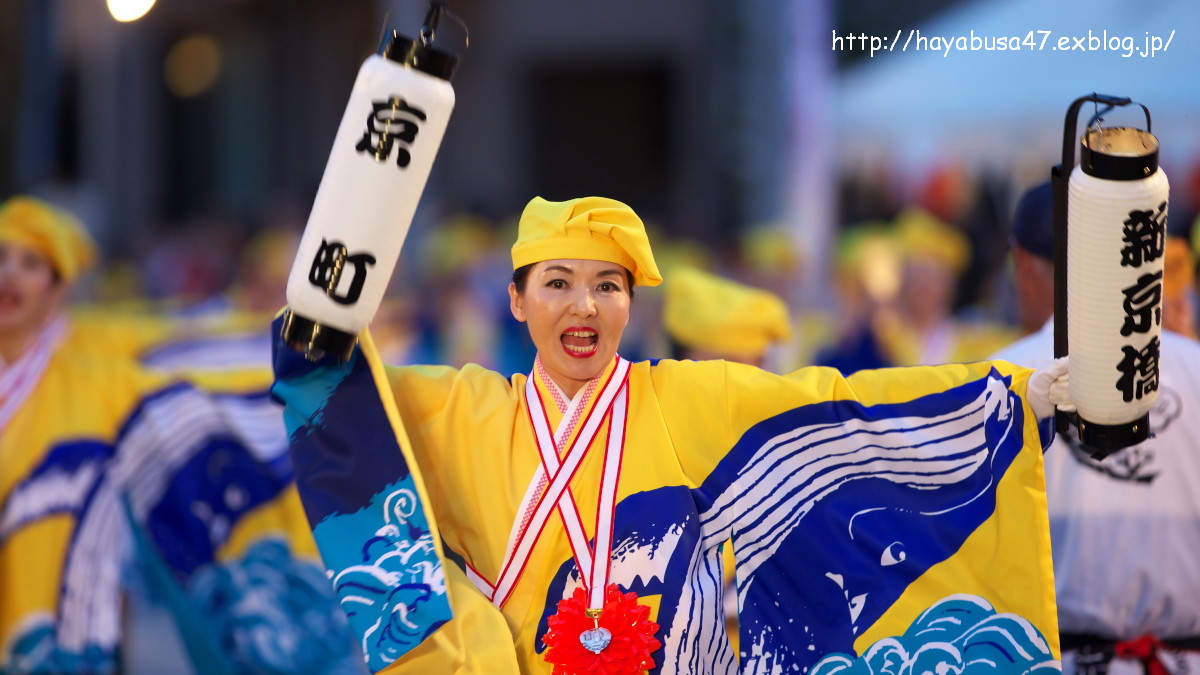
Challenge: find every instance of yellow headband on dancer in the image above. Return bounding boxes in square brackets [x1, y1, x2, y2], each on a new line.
[511, 196, 663, 287]
[894, 207, 969, 274]
[665, 266, 791, 360]
[1164, 236, 1195, 302]
[0, 196, 97, 282]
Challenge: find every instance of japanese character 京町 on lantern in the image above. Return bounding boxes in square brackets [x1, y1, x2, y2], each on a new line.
[283, 3, 464, 362]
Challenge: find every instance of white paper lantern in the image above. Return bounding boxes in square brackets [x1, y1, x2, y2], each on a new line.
[1067, 126, 1167, 440]
[283, 31, 458, 361]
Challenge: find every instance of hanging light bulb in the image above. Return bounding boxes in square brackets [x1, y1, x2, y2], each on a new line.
[1053, 94, 1167, 456]
[107, 0, 156, 23]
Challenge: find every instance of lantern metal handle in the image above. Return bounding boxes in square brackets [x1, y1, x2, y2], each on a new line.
[420, 0, 470, 48]
[378, 0, 469, 63]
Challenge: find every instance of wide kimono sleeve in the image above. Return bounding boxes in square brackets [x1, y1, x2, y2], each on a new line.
[269, 318, 518, 674]
[2, 344, 353, 675]
[0, 349, 172, 674]
[112, 373, 360, 674]
[655, 358, 1060, 675]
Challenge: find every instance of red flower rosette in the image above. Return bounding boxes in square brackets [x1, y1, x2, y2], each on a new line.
[543, 583, 662, 674]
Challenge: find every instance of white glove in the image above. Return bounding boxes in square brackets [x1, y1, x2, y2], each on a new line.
[1027, 356, 1076, 420]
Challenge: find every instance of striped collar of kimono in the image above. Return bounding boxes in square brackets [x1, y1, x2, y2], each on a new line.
[532, 354, 608, 439]
[467, 355, 630, 609]
[0, 314, 68, 435]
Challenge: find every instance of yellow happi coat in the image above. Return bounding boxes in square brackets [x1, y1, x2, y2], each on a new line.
[275, 325, 1061, 674]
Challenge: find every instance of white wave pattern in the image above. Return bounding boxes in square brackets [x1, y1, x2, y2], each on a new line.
[656, 543, 737, 674]
[56, 474, 126, 653]
[0, 462, 101, 543]
[143, 331, 273, 372]
[112, 386, 286, 517]
[57, 385, 284, 653]
[334, 486, 445, 665]
[698, 377, 1015, 610]
[383, 488, 418, 527]
[613, 521, 687, 590]
[809, 595, 1059, 675]
[334, 531, 443, 598]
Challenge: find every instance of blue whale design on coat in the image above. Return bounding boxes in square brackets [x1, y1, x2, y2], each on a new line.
[534, 371, 1035, 674]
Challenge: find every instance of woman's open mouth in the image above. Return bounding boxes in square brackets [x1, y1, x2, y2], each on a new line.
[561, 328, 598, 358]
[0, 290, 21, 311]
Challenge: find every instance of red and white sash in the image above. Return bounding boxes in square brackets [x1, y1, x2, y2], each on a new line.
[467, 356, 630, 611]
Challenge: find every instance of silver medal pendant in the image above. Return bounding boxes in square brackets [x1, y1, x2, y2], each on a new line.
[579, 626, 612, 654]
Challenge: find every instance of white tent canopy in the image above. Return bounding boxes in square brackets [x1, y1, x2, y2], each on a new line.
[835, 0, 1200, 177]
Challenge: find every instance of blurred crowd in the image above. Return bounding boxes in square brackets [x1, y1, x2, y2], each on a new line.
[38, 167, 1200, 378]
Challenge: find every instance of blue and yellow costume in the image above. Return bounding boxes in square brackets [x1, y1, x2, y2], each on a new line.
[273, 197, 1063, 674]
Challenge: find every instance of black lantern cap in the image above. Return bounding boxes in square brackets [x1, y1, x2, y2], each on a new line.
[1080, 126, 1159, 181]
[379, 30, 459, 82]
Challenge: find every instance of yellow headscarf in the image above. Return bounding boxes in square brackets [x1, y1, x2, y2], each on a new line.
[0, 196, 97, 282]
[511, 196, 662, 287]
[664, 266, 791, 360]
[1164, 236, 1195, 302]
[420, 213, 496, 278]
[835, 222, 902, 303]
[741, 225, 802, 279]
[893, 207, 969, 274]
